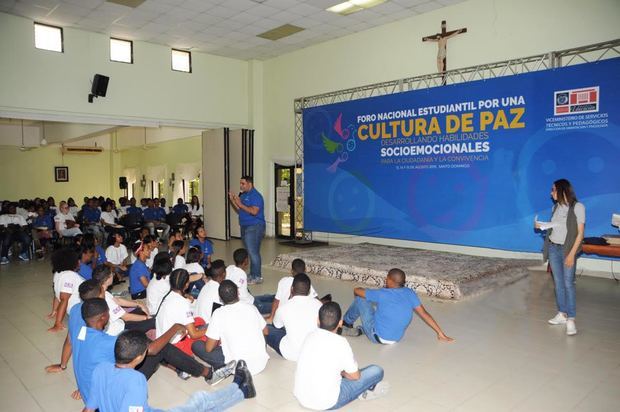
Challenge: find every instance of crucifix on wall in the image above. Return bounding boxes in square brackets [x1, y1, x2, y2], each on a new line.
[422, 20, 467, 85]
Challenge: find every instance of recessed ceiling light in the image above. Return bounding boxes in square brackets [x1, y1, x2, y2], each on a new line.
[327, 0, 387, 15]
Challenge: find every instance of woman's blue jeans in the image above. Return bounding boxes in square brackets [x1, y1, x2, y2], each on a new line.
[548, 243, 577, 318]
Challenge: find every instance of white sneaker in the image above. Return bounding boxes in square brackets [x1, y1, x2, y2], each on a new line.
[359, 381, 390, 401]
[566, 318, 577, 335]
[548, 312, 567, 325]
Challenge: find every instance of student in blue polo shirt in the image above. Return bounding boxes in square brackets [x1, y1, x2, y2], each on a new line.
[143, 199, 170, 240]
[189, 226, 213, 270]
[32, 205, 54, 257]
[129, 242, 151, 299]
[78, 245, 96, 280]
[126, 198, 143, 217]
[172, 197, 189, 215]
[228, 176, 266, 284]
[341, 268, 454, 344]
[82, 198, 105, 243]
[84, 331, 255, 412]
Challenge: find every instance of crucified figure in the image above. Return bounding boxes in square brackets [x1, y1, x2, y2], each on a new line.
[423, 20, 467, 82]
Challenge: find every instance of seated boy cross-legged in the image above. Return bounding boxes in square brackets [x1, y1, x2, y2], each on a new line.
[83, 331, 256, 412]
[266, 273, 322, 360]
[294, 302, 388, 410]
[192, 280, 270, 376]
[341, 268, 453, 344]
[226, 248, 274, 315]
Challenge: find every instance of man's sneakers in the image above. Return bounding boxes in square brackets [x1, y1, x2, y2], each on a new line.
[206, 360, 236, 386]
[566, 318, 577, 336]
[18, 253, 30, 262]
[233, 360, 256, 399]
[248, 277, 264, 285]
[0, 257, 9, 265]
[359, 381, 390, 401]
[548, 312, 567, 325]
[177, 370, 191, 380]
[341, 325, 363, 337]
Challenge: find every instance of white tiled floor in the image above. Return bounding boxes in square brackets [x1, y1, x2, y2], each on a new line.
[0, 238, 619, 411]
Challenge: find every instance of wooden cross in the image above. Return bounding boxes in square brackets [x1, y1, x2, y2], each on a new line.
[422, 20, 467, 85]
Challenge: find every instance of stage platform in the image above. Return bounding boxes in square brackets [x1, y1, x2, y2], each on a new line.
[271, 243, 538, 300]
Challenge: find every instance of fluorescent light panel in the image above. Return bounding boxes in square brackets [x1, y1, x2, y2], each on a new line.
[327, 0, 387, 15]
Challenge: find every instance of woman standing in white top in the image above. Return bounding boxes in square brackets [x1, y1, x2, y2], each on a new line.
[54, 201, 82, 237]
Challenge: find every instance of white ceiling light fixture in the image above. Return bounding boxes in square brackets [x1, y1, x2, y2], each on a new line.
[327, 0, 387, 15]
[40, 121, 48, 146]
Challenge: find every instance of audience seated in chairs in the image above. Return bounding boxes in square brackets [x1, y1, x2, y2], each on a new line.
[0, 203, 32, 265]
[32, 205, 54, 258]
[55, 201, 82, 240]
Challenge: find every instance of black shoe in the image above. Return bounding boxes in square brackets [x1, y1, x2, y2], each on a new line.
[235, 360, 256, 399]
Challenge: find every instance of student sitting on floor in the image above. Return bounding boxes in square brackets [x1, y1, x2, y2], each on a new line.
[171, 239, 187, 270]
[268, 258, 331, 323]
[189, 226, 213, 270]
[168, 228, 184, 249]
[146, 252, 174, 315]
[143, 234, 159, 269]
[192, 280, 270, 376]
[194, 259, 226, 324]
[32, 205, 54, 258]
[0, 202, 31, 264]
[129, 241, 151, 300]
[226, 248, 274, 315]
[91, 266, 153, 335]
[185, 246, 206, 294]
[105, 231, 129, 283]
[341, 268, 453, 344]
[295, 302, 388, 410]
[83, 331, 255, 412]
[78, 244, 96, 280]
[48, 248, 85, 333]
[266, 273, 323, 361]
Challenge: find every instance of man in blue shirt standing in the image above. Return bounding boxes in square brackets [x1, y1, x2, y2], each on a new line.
[341, 268, 454, 344]
[228, 176, 266, 284]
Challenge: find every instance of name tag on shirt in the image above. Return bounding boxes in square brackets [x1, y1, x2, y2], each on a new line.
[129, 407, 144, 412]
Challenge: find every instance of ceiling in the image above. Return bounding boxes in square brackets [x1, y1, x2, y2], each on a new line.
[0, 0, 467, 60]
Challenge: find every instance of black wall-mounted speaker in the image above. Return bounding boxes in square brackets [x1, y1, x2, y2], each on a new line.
[119, 176, 127, 190]
[91, 74, 109, 97]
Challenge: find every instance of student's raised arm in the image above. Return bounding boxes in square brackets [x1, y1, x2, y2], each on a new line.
[413, 305, 453, 342]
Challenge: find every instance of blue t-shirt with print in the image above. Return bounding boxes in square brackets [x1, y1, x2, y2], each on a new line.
[142, 208, 159, 221]
[365, 287, 421, 342]
[129, 260, 150, 294]
[73, 327, 116, 404]
[33, 214, 53, 229]
[86, 362, 161, 412]
[238, 188, 265, 227]
[83, 208, 101, 224]
[172, 204, 188, 215]
[126, 206, 143, 216]
[189, 238, 213, 267]
[155, 207, 167, 220]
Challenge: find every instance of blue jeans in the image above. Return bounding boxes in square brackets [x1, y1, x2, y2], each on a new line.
[329, 365, 384, 409]
[240, 224, 265, 280]
[191, 342, 226, 370]
[343, 297, 380, 344]
[253, 294, 275, 315]
[167, 383, 244, 412]
[548, 243, 577, 318]
[265, 325, 286, 356]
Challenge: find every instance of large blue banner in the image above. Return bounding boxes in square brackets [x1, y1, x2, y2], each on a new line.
[303, 58, 620, 252]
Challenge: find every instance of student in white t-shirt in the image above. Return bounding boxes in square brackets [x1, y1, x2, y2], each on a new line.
[48, 248, 85, 333]
[170, 240, 187, 270]
[54, 201, 82, 238]
[266, 273, 322, 361]
[294, 302, 388, 410]
[155, 269, 206, 349]
[143, 235, 159, 269]
[194, 260, 226, 324]
[104, 232, 129, 282]
[146, 252, 174, 315]
[185, 247, 206, 295]
[192, 280, 269, 375]
[226, 248, 274, 315]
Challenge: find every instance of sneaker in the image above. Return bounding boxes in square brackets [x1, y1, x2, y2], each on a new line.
[206, 360, 236, 386]
[566, 318, 577, 336]
[234, 360, 256, 399]
[177, 370, 191, 380]
[548, 312, 567, 325]
[18, 253, 30, 262]
[0, 257, 9, 265]
[341, 326, 363, 337]
[248, 277, 264, 285]
[359, 381, 390, 401]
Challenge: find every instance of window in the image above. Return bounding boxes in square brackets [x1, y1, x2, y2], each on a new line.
[171, 49, 191, 73]
[151, 180, 164, 198]
[110, 38, 133, 63]
[158, 181, 164, 199]
[128, 183, 134, 199]
[34, 23, 63, 52]
[189, 178, 200, 201]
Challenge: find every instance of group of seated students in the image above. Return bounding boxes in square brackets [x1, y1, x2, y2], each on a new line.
[43, 221, 454, 411]
[0, 194, 203, 265]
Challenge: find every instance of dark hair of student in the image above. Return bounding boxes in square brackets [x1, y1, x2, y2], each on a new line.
[152, 252, 174, 280]
[51, 248, 79, 273]
[91, 266, 112, 285]
[79, 244, 95, 257]
[210, 259, 226, 279]
[79, 279, 102, 301]
[233, 248, 248, 266]
[81, 233, 96, 249]
[106, 231, 121, 247]
[81, 298, 109, 322]
[131, 241, 144, 254]
[387, 268, 406, 287]
[192, 225, 205, 240]
[292, 273, 311, 296]
[291, 258, 306, 275]
[553, 178, 578, 206]
[319, 302, 342, 331]
[170, 240, 184, 258]
[241, 175, 253, 184]
[219, 279, 239, 304]
[115, 330, 149, 364]
[186, 247, 201, 264]
[143, 234, 155, 245]
[169, 268, 190, 291]
[191, 195, 200, 208]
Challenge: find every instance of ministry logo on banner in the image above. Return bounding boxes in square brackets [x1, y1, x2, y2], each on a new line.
[554, 86, 599, 115]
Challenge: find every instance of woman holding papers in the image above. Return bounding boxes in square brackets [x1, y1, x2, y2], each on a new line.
[536, 179, 585, 336]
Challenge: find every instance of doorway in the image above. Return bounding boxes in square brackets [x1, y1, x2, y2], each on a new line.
[274, 163, 294, 239]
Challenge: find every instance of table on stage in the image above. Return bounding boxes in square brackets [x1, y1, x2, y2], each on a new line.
[582, 244, 620, 258]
